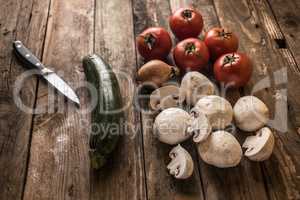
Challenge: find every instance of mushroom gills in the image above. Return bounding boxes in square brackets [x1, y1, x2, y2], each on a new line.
[149, 85, 180, 111]
[243, 127, 275, 161]
[188, 111, 212, 143]
[167, 144, 194, 179]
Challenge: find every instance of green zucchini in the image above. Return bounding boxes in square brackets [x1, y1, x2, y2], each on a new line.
[83, 54, 123, 170]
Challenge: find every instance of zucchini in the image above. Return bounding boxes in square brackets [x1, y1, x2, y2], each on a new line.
[83, 54, 123, 170]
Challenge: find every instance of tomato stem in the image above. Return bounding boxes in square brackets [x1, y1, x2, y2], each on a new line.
[182, 9, 193, 21]
[222, 53, 239, 67]
[185, 42, 196, 55]
[144, 33, 156, 50]
[218, 29, 232, 39]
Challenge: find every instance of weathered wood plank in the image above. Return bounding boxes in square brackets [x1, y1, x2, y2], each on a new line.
[245, 0, 300, 199]
[267, 0, 300, 68]
[133, 0, 205, 199]
[0, 0, 50, 199]
[248, 0, 300, 127]
[22, 0, 94, 199]
[90, 0, 147, 199]
[214, 0, 300, 199]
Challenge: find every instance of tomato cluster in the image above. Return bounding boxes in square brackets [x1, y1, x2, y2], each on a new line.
[136, 7, 253, 88]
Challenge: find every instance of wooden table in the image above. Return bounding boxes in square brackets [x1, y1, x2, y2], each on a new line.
[1, 0, 299, 199]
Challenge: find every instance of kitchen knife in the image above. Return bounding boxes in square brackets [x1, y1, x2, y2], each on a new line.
[13, 40, 80, 106]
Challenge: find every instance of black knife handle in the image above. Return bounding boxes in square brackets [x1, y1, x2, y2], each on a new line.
[13, 41, 45, 70]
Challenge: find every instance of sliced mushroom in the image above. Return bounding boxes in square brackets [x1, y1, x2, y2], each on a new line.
[179, 72, 215, 106]
[243, 127, 275, 161]
[196, 130, 242, 168]
[167, 144, 194, 179]
[188, 111, 212, 143]
[137, 60, 180, 86]
[192, 95, 233, 129]
[233, 96, 269, 132]
[149, 85, 180, 111]
[153, 108, 192, 145]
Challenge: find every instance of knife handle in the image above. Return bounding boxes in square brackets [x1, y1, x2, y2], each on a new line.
[13, 41, 45, 71]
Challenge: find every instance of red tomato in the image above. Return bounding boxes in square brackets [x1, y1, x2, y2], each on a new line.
[204, 28, 239, 60]
[214, 53, 253, 88]
[169, 7, 203, 40]
[136, 27, 172, 60]
[173, 38, 210, 73]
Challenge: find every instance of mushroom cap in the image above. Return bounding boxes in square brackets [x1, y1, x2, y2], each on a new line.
[179, 72, 215, 106]
[243, 127, 275, 161]
[197, 130, 242, 168]
[153, 108, 192, 145]
[167, 144, 194, 179]
[149, 85, 180, 111]
[192, 95, 233, 129]
[233, 96, 269, 132]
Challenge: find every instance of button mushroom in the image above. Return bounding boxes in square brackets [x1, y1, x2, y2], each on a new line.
[153, 108, 192, 145]
[192, 95, 233, 129]
[243, 127, 275, 161]
[149, 85, 180, 111]
[179, 72, 216, 106]
[153, 107, 211, 145]
[167, 144, 194, 179]
[196, 130, 242, 168]
[233, 96, 269, 132]
[189, 111, 212, 143]
[137, 60, 180, 86]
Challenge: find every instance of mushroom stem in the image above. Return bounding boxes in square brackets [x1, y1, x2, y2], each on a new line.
[167, 145, 194, 179]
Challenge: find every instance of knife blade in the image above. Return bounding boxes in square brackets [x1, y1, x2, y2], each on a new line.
[13, 40, 80, 106]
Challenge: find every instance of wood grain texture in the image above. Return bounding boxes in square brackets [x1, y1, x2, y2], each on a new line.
[248, 0, 300, 128]
[0, 0, 50, 199]
[267, 0, 300, 67]
[214, 0, 300, 199]
[133, 0, 205, 199]
[245, 0, 300, 199]
[22, 0, 94, 199]
[90, 0, 147, 199]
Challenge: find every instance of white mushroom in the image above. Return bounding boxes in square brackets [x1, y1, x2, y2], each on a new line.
[167, 144, 194, 179]
[189, 111, 212, 143]
[196, 130, 242, 168]
[179, 72, 215, 106]
[149, 85, 180, 111]
[233, 96, 269, 132]
[243, 127, 275, 161]
[153, 108, 192, 145]
[153, 108, 211, 145]
[192, 95, 233, 129]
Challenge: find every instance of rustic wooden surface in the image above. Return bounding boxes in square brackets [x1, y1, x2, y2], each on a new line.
[0, 0, 299, 200]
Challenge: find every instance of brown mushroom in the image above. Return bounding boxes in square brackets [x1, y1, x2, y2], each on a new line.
[137, 60, 180, 86]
